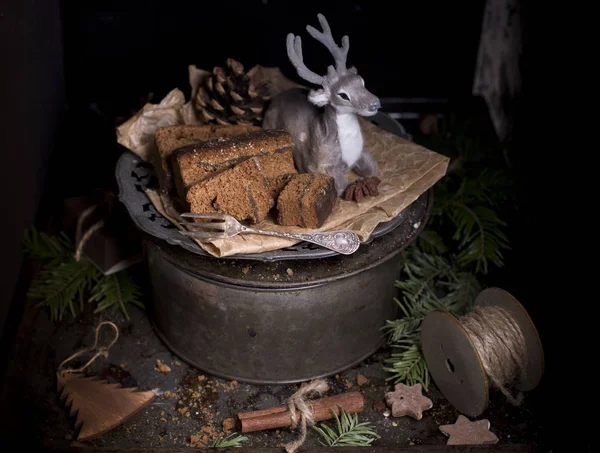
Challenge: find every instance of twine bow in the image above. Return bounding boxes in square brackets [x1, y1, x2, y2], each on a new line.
[284, 379, 329, 453]
[57, 321, 119, 378]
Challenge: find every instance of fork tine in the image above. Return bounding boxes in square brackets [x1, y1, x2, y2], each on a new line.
[180, 212, 228, 219]
[179, 230, 226, 238]
[179, 221, 226, 229]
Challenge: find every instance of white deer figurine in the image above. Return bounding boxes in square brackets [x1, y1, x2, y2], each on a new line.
[262, 13, 382, 202]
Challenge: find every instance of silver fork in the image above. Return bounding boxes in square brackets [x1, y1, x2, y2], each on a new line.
[179, 213, 361, 255]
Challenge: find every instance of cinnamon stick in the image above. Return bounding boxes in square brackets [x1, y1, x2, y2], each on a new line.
[237, 391, 364, 433]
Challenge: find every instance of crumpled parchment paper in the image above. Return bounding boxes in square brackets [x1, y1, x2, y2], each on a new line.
[116, 65, 449, 258]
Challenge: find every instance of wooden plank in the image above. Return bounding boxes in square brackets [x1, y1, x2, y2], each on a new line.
[38, 444, 543, 453]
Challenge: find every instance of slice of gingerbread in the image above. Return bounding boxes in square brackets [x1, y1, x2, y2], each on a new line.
[172, 129, 294, 203]
[186, 156, 274, 224]
[154, 124, 261, 199]
[276, 173, 337, 229]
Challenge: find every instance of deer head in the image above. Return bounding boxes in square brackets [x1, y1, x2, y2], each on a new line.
[286, 14, 381, 117]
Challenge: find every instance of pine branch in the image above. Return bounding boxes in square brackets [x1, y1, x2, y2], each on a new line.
[211, 433, 248, 448]
[312, 406, 380, 447]
[447, 202, 511, 274]
[381, 113, 511, 388]
[416, 229, 447, 255]
[27, 256, 102, 322]
[380, 298, 425, 344]
[23, 226, 75, 262]
[456, 168, 510, 208]
[383, 343, 431, 390]
[24, 226, 100, 321]
[381, 248, 481, 388]
[383, 249, 479, 341]
[437, 270, 481, 316]
[89, 270, 144, 320]
[23, 226, 145, 321]
[415, 114, 513, 275]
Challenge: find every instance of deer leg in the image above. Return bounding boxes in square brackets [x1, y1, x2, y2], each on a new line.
[318, 165, 349, 197]
[307, 147, 350, 196]
[352, 150, 378, 177]
[325, 167, 349, 197]
[342, 151, 381, 202]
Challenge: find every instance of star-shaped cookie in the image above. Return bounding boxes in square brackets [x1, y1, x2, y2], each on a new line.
[439, 415, 499, 445]
[384, 383, 433, 420]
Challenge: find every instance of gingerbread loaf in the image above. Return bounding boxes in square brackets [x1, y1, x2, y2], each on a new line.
[171, 129, 294, 203]
[186, 156, 275, 224]
[154, 124, 261, 199]
[276, 173, 338, 228]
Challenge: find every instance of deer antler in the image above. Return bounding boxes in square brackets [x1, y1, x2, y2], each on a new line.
[286, 34, 324, 85]
[306, 13, 349, 73]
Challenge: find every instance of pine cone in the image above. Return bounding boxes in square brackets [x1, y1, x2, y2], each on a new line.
[194, 59, 270, 126]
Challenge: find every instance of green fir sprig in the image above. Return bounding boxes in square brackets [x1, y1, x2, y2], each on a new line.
[211, 433, 249, 448]
[383, 113, 512, 389]
[312, 406, 380, 447]
[381, 249, 480, 389]
[415, 113, 513, 275]
[90, 271, 145, 319]
[23, 226, 144, 321]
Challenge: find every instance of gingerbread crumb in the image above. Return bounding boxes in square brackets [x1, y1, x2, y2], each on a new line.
[177, 405, 190, 416]
[286, 268, 294, 276]
[373, 401, 387, 412]
[217, 379, 239, 391]
[154, 359, 171, 374]
[356, 374, 369, 386]
[223, 417, 236, 432]
[189, 434, 209, 448]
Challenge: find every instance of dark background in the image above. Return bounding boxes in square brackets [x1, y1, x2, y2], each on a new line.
[59, 1, 486, 104]
[0, 1, 580, 449]
[1, 0, 493, 336]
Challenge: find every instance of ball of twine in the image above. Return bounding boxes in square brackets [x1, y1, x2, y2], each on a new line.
[457, 305, 528, 406]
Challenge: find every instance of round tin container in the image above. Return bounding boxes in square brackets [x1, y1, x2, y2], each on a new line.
[144, 189, 432, 384]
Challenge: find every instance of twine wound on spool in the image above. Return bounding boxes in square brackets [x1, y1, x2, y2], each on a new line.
[458, 305, 528, 406]
[284, 379, 329, 453]
[57, 321, 120, 378]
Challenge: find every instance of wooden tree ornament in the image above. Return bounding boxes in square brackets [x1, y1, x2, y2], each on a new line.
[56, 321, 158, 441]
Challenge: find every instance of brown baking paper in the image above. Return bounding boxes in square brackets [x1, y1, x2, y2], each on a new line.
[116, 65, 449, 257]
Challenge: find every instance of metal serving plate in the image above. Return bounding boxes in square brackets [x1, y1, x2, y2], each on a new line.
[115, 113, 415, 262]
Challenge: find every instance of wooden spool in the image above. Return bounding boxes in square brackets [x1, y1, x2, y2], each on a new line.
[420, 287, 545, 417]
